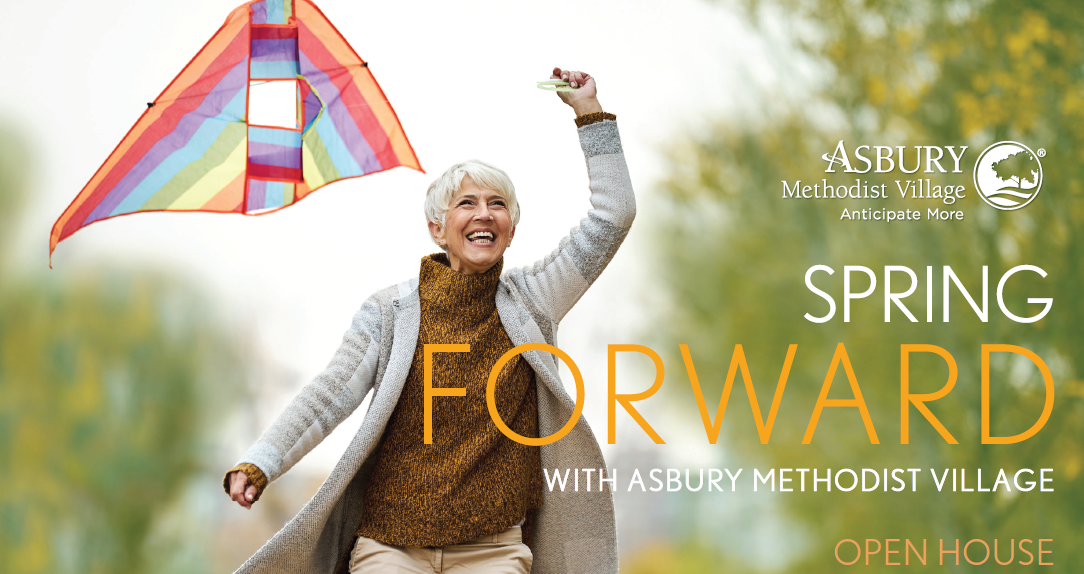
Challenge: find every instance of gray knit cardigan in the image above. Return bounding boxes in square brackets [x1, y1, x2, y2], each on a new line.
[230, 119, 635, 574]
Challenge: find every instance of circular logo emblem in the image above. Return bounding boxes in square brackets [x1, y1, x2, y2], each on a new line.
[973, 141, 1043, 210]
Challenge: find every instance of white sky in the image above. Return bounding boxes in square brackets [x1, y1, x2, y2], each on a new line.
[1, 0, 778, 471]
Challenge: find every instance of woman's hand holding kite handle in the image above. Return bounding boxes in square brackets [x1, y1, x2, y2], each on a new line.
[552, 67, 603, 116]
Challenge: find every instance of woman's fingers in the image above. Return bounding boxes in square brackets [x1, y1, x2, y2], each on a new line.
[229, 471, 253, 509]
[234, 492, 252, 509]
[231, 489, 251, 509]
[551, 68, 591, 89]
[229, 470, 247, 494]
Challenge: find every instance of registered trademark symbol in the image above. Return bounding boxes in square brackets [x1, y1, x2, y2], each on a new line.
[1038, 148, 1047, 157]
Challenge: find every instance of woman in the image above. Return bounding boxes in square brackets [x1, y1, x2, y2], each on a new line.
[224, 67, 634, 574]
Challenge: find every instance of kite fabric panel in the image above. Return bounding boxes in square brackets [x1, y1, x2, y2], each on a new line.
[50, 0, 422, 262]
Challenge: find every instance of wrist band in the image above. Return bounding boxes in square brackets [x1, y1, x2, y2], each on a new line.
[575, 111, 616, 128]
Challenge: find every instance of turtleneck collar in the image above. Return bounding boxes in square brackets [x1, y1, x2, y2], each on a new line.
[418, 253, 503, 308]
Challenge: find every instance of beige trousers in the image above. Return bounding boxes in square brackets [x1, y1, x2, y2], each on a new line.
[348, 525, 532, 574]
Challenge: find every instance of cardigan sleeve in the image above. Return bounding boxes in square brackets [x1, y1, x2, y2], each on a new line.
[224, 295, 384, 492]
[507, 118, 635, 323]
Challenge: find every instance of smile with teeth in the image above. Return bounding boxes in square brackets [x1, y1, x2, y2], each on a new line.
[467, 231, 495, 244]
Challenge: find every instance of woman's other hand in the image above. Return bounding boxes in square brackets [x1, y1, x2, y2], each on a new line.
[228, 470, 259, 509]
[551, 67, 603, 116]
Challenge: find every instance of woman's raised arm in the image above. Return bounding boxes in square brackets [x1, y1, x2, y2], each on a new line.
[505, 68, 635, 324]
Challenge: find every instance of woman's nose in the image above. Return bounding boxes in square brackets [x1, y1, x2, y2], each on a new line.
[474, 204, 494, 220]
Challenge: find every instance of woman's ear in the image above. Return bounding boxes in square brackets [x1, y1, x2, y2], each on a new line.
[428, 220, 445, 244]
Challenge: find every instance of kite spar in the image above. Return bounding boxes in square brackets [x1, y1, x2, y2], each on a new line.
[50, 0, 422, 264]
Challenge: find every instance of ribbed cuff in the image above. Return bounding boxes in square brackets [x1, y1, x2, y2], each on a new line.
[575, 111, 616, 128]
[222, 462, 269, 502]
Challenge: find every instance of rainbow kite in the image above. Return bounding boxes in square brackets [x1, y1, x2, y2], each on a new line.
[51, 0, 422, 263]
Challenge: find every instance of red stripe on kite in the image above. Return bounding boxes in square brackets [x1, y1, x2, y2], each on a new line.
[252, 25, 298, 40]
[248, 164, 303, 181]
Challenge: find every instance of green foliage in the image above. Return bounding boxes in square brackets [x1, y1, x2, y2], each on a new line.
[622, 541, 744, 574]
[641, 0, 1084, 572]
[0, 129, 248, 573]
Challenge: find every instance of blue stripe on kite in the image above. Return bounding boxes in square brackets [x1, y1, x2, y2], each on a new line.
[251, 61, 300, 79]
[302, 88, 320, 132]
[312, 104, 364, 177]
[249, 126, 301, 147]
[264, 181, 286, 209]
[110, 89, 248, 216]
[266, 0, 285, 24]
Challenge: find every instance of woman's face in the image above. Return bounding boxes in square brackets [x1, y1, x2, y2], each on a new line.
[428, 175, 516, 275]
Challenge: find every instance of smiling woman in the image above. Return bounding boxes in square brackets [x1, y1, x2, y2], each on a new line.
[424, 160, 520, 275]
[223, 67, 634, 574]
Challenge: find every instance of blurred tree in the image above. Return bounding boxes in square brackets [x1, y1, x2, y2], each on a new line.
[633, 0, 1084, 572]
[0, 125, 248, 573]
[0, 122, 29, 271]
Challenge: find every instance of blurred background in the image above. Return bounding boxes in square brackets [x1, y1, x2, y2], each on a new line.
[1, 0, 1081, 572]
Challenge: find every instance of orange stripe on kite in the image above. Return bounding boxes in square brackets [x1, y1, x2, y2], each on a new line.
[199, 172, 247, 211]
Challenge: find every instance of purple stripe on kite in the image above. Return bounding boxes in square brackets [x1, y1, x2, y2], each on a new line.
[85, 59, 250, 224]
[303, 88, 321, 131]
[265, 181, 286, 209]
[251, 1, 268, 25]
[249, 141, 302, 169]
[298, 50, 381, 173]
[252, 39, 298, 62]
[247, 179, 268, 211]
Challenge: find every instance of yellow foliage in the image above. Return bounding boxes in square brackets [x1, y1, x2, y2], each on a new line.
[953, 91, 985, 137]
[622, 541, 740, 574]
[866, 77, 887, 105]
[11, 510, 49, 572]
[13, 421, 47, 469]
[1064, 451, 1083, 481]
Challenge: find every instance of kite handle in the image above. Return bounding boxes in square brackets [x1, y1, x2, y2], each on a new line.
[536, 80, 578, 92]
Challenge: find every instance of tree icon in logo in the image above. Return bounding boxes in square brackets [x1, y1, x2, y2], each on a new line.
[973, 141, 1043, 210]
[992, 149, 1039, 188]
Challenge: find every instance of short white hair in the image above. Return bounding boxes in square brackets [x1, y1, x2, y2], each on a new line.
[424, 160, 520, 249]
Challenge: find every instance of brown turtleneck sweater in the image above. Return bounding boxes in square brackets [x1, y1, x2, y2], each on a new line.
[354, 253, 543, 547]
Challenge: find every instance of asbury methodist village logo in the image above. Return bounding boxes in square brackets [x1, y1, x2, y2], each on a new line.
[791, 140, 1046, 221]
[973, 141, 1044, 211]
